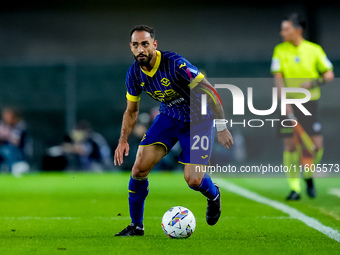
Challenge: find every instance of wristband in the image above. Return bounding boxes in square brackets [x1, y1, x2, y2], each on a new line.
[215, 119, 227, 132]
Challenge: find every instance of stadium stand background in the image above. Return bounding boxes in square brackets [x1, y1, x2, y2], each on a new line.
[0, 1, 339, 169]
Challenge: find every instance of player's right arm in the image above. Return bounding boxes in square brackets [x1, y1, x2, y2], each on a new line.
[271, 46, 294, 117]
[273, 72, 294, 117]
[114, 99, 140, 166]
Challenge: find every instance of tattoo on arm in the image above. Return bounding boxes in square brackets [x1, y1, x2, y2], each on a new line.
[194, 79, 226, 120]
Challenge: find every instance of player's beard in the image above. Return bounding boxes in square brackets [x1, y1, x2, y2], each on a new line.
[135, 52, 153, 67]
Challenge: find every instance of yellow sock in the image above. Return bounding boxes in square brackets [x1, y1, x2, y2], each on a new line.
[287, 178, 301, 193]
[284, 150, 301, 193]
[303, 148, 324, 179]
[314, 148, 324, 165]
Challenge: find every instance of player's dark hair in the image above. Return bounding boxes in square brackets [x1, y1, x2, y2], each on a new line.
[283, 13, 306, 30]
[130, 25, 155, 40]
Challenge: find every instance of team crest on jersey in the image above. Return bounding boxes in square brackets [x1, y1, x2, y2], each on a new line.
[161, 78, 171, 86]
[179, 63, 187, 69]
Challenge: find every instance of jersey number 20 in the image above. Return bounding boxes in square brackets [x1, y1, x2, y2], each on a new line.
[191, 135, 209, 151]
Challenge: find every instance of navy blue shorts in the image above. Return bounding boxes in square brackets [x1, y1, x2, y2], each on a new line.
[139, 114, 215, 165]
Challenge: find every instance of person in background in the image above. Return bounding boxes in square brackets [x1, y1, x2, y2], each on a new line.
[271, 13, 334, 200]
[62, 120, 113, 171]
[0, 107, 30, 176]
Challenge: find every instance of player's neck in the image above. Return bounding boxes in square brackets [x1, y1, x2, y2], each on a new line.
[141, 51, 158, 72]
[291, 37, 303, 47]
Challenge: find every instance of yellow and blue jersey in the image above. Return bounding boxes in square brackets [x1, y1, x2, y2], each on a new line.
[126, 50, 212, 122]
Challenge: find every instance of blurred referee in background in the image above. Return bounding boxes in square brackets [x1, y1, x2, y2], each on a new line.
[271, 13, 334, 200]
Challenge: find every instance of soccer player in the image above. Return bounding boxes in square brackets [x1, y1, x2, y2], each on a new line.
[114, 25, 233, 236]
[271, 13, 334, 200]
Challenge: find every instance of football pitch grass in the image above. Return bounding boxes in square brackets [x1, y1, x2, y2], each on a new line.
[1, 171, 340, 255]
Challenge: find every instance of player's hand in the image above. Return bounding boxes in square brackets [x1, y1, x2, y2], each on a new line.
[217, 129, 234, 149]
[301, 81, 312, 89]
[114, 140, 130, 166]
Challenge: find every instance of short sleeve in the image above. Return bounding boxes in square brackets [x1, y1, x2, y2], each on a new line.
[125, 66, 142, 102]
[315, 46, 333, 74]
[175, 57, 205, 89]
[270, 46, 282, 74]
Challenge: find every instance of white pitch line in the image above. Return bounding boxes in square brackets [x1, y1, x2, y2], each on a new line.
[329, 188, 340, 198]
[217, 179, 340, 243]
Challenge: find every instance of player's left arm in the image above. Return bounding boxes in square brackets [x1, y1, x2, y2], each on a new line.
[301, 70, 334, 89]
[193, 77, 233, 149]
[176, 58, 232, 148]
[301, 47, 334, 89]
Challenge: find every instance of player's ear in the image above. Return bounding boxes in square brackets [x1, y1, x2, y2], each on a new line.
[153, 40, 158, 49]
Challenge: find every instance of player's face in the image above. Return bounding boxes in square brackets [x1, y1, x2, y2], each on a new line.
[130, 31, 157, 66]
[280, 21, 300, 43]
[2, 110, 15, 125]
